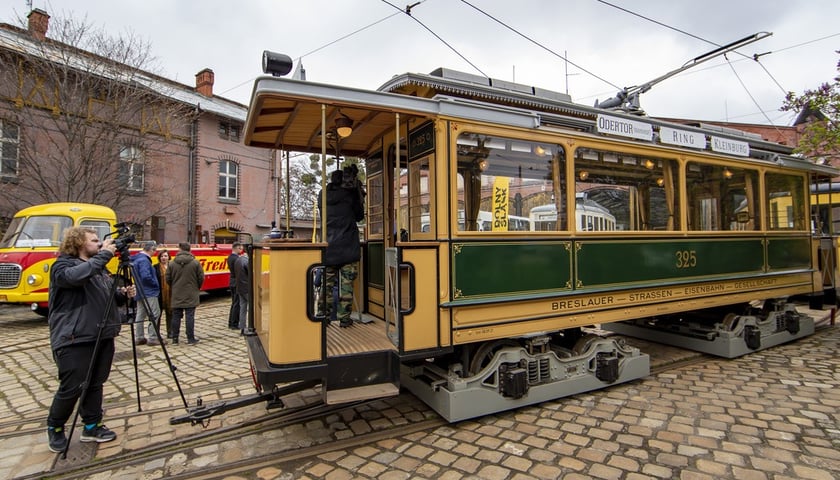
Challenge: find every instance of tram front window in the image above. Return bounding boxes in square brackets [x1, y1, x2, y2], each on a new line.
[766, 173, 807, 230]
[456, 132, 564, 232]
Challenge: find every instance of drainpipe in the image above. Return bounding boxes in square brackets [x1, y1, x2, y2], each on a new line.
[188, 105, 200, 242]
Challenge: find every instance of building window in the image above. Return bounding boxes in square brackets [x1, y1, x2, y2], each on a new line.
[1, 120, 20, 178]
[119, 146, 145, 192]
[219, 158, 238, 200]
[218, 121, 241, 143]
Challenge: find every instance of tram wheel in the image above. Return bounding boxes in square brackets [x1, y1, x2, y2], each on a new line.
[571, 333, 602, 356]
[721, 313, 741, 332]
[467, 339, 519, 376]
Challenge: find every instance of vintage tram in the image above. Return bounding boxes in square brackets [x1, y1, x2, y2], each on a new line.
[237, 60, 834, 422]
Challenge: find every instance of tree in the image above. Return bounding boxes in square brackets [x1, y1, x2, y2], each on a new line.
[781, 51, 840, 164]
[278, 153, 366, 220]
[0, 11, 194, 223]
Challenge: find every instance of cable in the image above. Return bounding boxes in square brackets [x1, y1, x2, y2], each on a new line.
[593, 1, 791, 100]
[724, 55, 784, 131]
[218, 8, 406, 97]
[459, 0, 620, 90]
[381, 0, 487, 77]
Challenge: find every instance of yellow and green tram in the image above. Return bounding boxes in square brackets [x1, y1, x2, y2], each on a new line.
[239, 60, 834, 422]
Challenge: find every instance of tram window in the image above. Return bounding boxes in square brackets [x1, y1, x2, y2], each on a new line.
[455, 132, 563, 232]
[574, 148, 679, 232]
[367, 174, 384, 238]
[408, 157, 432, 239]
[766, 173, 807, 230]
[686, 162, 759, 231]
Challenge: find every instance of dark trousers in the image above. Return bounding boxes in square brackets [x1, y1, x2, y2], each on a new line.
[172, 307, 197, 341]
[237, 291, 250, 330]
[228, 285, 239, 328]
[47, 339, 115, 428]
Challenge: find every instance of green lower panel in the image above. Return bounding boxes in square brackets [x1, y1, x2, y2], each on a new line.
[576, 238, 764, 288]
[367, 242, 384, 287]
[767, 237, 810, 270]
[453, 242, 572, 299]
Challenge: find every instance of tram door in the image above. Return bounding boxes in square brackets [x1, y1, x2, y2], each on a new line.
[370, 121, 441, 354]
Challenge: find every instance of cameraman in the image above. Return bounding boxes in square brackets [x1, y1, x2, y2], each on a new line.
[319, 167, 364, 327]
[46, 227, 135, 452]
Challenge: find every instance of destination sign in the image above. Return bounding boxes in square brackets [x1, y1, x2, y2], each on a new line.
[659, 127, 705, 149]
[711, 136, 750, 157]
[596, 114, 653, 141]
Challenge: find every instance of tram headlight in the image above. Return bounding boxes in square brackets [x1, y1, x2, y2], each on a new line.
[262, 51, 293, 77]
[27, 274, 43, 287]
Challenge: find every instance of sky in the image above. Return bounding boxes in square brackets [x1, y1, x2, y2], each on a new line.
[5, 0, 840, 126]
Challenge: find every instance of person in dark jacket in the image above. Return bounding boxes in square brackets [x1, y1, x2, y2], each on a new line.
[166, 242, 205, 345]
[227, 242, 242, 329]
[233, 249, 249, 332]
[132, 241, 161, 345]
[319, 167, 364, 327]
[46, 226, 135, 453]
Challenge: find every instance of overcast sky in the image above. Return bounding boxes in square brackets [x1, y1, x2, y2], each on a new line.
[7, 0, 840, 126]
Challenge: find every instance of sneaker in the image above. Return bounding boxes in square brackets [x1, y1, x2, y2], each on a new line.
[339, 320, 353, 328]
[47, 426, 67, 453]
[134, 338, 147, 346]
[187, 338, 200, 345]
[171, 338, 179, 345]
[80, 424, 117, 443]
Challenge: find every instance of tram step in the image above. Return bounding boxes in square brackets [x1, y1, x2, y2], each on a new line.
[325, 382, 399, 405]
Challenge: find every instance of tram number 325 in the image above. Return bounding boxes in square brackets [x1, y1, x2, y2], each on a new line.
[676, 250, 698, 268]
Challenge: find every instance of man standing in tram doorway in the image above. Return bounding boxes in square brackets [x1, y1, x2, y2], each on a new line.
[319, 167, 364, 327]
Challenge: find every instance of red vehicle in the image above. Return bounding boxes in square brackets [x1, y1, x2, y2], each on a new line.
[0, 203, 232, 315]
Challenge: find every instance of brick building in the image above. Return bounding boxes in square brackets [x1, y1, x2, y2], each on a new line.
[0, 9, 279, 243]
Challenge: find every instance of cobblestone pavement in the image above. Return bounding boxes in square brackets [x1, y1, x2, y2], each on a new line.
[0, 298, 837, 479]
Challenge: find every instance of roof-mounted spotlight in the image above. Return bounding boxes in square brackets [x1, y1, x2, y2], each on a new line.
[262, 51, 293, 77]
[335, 114, 353, 138]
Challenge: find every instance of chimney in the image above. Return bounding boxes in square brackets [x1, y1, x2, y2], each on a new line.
[195, 68, 214, 97]
[27, 8, 50, 41]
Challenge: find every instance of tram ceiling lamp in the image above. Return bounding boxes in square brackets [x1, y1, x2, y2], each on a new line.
[335, 114, 353, 138]
[656, 177, 665, 187]
[475, 158, 489, 172]
[643, 159, 655, 170]
[723, 168, 733, 180]
[579, 170, 590, 181]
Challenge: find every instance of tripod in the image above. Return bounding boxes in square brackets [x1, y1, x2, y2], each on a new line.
[61, 250, 188, 458]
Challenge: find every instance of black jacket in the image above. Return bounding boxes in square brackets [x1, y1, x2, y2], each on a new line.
[233, 254, 250, 295]
[320, 182, 364, 266]
[48, 250, 125, 351]
[227, 252, 238, 287]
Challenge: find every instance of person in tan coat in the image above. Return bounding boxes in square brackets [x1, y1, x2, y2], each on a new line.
[165, 243, 205, 345]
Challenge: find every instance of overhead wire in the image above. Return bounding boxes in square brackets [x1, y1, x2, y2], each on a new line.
[380, 0, 487, 77]
[592, 0, 795, 126]
[459, 0, 620, 90]
[218, 7, 407, 98]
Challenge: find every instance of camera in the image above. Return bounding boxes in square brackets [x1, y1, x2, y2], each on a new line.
[342, 164, 366, 198]
[108, 223, 136, 260]
[341, 164, 358, 190]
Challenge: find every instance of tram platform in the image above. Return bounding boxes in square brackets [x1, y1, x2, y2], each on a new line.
[0, 297, 837, 479]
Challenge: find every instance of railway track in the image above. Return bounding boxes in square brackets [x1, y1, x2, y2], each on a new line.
[24, 344, 721, 480]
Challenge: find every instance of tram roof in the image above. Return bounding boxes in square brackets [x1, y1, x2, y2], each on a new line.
[244, 71, 838, 176]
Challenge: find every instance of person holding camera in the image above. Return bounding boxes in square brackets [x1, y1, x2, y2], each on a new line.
[319, 167, 364, 327]
[46, 226, 135, 452]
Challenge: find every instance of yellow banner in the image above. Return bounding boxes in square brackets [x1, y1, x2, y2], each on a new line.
[492, 177, 510, 231]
